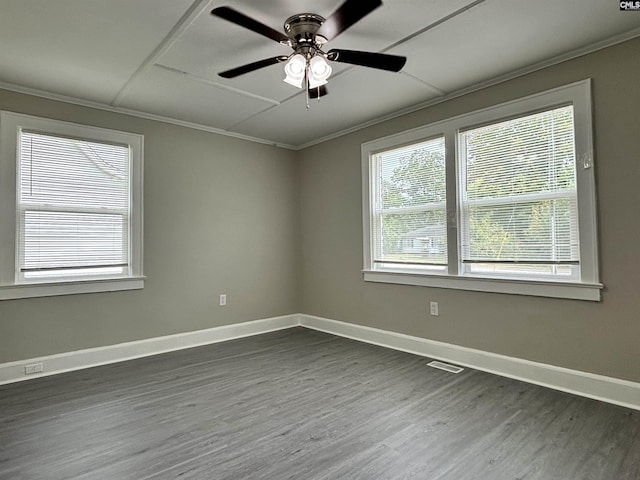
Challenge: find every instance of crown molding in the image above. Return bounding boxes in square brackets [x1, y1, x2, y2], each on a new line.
[0, 82, 298, 150]
[1, 27, 638, 151]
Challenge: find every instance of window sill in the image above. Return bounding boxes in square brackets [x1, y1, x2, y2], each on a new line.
[363, 270, 602, 301]
[0, 276, 145, 301]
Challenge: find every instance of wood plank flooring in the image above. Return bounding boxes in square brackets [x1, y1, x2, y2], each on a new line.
[1, 327, 639, 479]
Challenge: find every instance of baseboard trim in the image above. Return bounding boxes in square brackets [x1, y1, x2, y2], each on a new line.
[3, 313, 638, 411]
[0, 314, 300, 386]
[299, 314, 640, 411]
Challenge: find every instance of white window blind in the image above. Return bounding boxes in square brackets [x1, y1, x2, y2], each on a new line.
[459, 106, 579, 277]
[17, 130, 130, 280]
[371, 136, 447, 268]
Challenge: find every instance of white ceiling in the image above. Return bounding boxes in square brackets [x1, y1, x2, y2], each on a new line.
[1, 0, 639, 148]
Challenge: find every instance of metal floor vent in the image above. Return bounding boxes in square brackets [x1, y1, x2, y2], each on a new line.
[427, 360, 464, 374]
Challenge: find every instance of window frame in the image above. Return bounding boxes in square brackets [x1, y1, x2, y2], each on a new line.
[362, 80, 602, 301]
[0, 112, 144, 300]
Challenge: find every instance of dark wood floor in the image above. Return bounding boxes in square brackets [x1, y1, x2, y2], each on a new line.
[1, 327, 639, 480]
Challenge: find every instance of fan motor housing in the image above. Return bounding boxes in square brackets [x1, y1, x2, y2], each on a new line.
[284, 13, 327, 46]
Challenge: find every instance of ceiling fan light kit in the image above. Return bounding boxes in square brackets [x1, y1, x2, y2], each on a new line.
[211, 0, 406, 108]
[307, 56, 332, 88]
[283, 54, 306, 88]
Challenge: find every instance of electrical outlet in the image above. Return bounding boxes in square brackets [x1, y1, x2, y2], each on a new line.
[429, 301, 439, 316]
[219, 294, 227, 306]
[24, 363, 44, 375]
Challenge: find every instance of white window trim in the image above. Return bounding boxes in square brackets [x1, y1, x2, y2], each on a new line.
[362, 80, 602, 301]
[0, 111, 144, 300]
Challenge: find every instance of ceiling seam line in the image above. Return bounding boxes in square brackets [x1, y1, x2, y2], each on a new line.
[223, 104, 281, 133]
[400, 72, 448, 96]
[153, 64, 282, 106]
[109, 0, 212, 108]
[379, 0, 489, 54]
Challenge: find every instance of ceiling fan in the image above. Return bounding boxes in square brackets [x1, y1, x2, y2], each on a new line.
[211, 0, 407, 105]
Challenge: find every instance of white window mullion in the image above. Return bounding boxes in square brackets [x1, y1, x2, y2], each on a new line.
[463, 189, 577, 208]
[445, 130, 459, 275]
[18, 203, 129, 216]
[380, 201, 446, 215]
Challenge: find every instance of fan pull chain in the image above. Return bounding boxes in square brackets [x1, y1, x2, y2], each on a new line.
[305, 66, 310, 110]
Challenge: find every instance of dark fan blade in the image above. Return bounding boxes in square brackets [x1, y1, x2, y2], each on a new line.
[308, 85, 328, 99]
[219, 56, 288, 78]
[316, 0, 382, 41]
[211, 7, 289, 43]
[327, 49, 406, 72]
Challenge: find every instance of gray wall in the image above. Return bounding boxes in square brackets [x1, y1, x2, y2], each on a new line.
[0, 89, 300, 363]
[2, 38, 639, 385]
[298, 38, 640, 383]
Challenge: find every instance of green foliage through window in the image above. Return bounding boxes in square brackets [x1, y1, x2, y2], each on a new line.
[373, 137, 447, 266]
[460, 106, 579, 265]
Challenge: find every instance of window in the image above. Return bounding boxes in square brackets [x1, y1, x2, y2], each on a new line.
[362, 80, 601, 300]
[0, 112, 144, 300]
[371, 136, 447, 272]
[459, 106, 579, 280]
